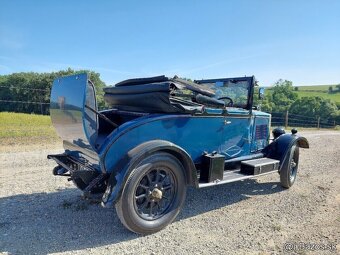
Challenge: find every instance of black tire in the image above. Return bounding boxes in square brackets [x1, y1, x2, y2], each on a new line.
[115, 152, 187, 234]
[280, 145, 299, 188]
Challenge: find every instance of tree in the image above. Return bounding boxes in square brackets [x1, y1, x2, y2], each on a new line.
[0, 68, 107, 114]
[329, 86, 333, 93]
[332, 110, 340, 124]
[336, 102, 340, 110]
[260, 97, 275, 112]
[271, 79, 298, 112]
[289, 96, 338, 120]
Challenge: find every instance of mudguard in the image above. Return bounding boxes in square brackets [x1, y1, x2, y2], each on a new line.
[263, 133, 309, 171]
[101, 140, 197, 207]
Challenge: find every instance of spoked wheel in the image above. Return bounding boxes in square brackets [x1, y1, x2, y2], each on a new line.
[115, 152, 186, 234]
[134, 168, 177, 220]
[280, 145, 299, 188]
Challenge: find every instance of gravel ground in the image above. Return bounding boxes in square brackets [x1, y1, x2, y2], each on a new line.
[0, 131, 339, 255]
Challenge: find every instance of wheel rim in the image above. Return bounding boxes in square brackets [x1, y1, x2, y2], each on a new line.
[289, 159, 297, 183]
[133, 168, 177, 220]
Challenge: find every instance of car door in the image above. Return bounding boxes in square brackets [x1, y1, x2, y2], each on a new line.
[220, 109, 252, 159]
[195, 77, 254, 160]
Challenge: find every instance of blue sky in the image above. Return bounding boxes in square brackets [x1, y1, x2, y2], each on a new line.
[1, 0, 339, 86]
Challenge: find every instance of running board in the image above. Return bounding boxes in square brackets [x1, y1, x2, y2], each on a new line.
[198, 157, 279, 188]
[198, 169, 278, 188]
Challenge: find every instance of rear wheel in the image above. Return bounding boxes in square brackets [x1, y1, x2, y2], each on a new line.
[280, 145, 299, 188]
[115, 152, 187, 234]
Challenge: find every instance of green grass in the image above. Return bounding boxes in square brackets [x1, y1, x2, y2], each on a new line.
[0, 112, 57, 139]
[296, 84, 337, 91]
[296, 90, 340, 103]
[295, 85, 340, 103]
[267, 84, 340, 104]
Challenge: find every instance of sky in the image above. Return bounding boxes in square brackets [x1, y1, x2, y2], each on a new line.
[1, 0, 340, 86]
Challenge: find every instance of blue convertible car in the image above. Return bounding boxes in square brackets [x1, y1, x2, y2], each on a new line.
[48, 73, 309, 234]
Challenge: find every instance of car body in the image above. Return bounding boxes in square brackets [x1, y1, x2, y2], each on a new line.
[48, 73, 309, 234]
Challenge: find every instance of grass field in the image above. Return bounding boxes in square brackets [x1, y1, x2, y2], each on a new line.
[267, 84, 340, 104]
[296, 85, 340, 103]
[295, 90, 340, 102]
[0, 112, 58, 146]
[296, 85, 337, 91]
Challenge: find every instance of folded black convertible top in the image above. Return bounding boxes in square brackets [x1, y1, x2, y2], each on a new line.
[115, 75, 169, 87]
[106, 75, 215, 97]
[103, 75, 220, 114]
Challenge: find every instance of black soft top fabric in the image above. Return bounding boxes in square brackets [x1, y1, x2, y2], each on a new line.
[115, 75, 169, 87]
[104, 80, 201, 113]
[103, 75, 220, 113]
[104, 82, 171, 95]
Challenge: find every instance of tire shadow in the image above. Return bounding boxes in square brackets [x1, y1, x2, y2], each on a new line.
[0, 179, 284, 254]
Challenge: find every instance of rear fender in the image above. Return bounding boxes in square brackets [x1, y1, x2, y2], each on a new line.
[262, 133, 309, 171]
[101, 140, 197, 207]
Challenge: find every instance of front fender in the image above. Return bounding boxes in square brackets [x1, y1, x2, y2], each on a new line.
[263, 134, 309, 171]
[101, 140, 197, 207]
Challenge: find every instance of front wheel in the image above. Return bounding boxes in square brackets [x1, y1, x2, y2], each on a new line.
[280, 145, 299, 188]
[115, 152, 187, 234]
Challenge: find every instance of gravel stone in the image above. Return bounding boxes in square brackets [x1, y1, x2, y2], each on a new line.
[0, 131, 339, 254]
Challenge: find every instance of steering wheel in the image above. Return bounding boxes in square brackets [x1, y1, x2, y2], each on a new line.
[218, 96, 234, 107]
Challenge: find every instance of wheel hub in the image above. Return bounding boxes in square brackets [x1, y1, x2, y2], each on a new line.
[150, 187, 163, 201]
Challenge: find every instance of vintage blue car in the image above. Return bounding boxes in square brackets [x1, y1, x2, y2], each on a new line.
[48, 73, 309, 234]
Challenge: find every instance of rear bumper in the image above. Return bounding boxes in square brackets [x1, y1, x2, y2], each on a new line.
[48, 153, 108, 194]
[47, 153, 100, 186]
[47, 153, 98, 174]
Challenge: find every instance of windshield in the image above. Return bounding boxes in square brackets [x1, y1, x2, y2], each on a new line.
[198, 79, 250, 108]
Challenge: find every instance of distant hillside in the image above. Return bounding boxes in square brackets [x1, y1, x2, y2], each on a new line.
[295, 85, 337, 91]
[295, 85, 340, 104]
[267, 84, 340, 104]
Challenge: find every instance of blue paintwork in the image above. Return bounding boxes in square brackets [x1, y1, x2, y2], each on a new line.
[50, 73, 87, 145]
[50, 73, 98, 150]
[99, 110, 270, 174]
[50, 73, 271, 176]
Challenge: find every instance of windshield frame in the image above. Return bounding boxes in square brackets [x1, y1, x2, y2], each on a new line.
[194, 76, 255, 111]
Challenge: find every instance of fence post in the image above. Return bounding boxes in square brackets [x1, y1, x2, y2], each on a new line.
[317, 117, 320, 129]
[285, 111, 289, 129]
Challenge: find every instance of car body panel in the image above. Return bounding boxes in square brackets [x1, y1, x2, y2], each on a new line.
[50, 73, 98, 152]
[99, 110, 270, 174]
